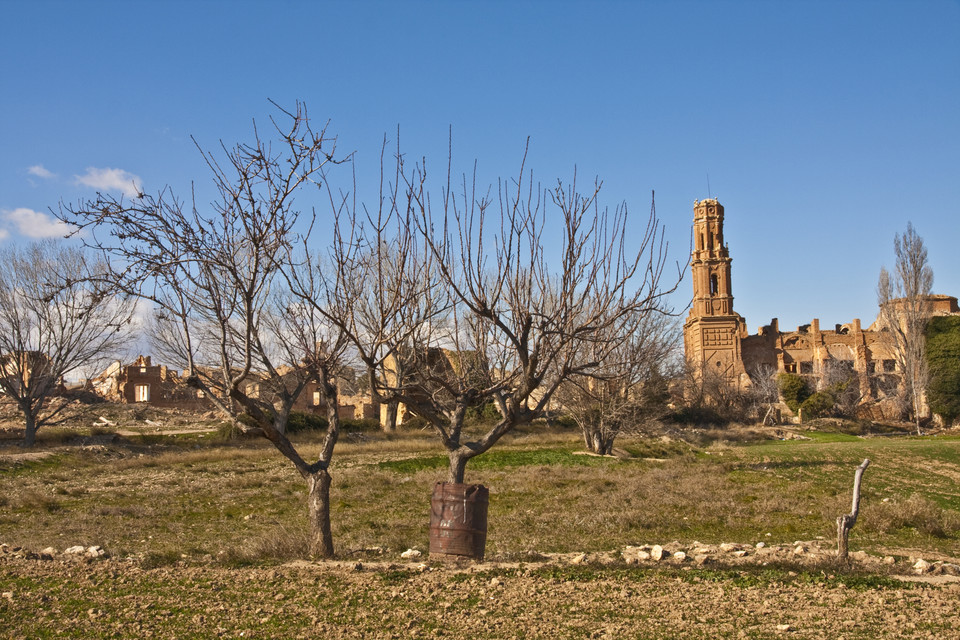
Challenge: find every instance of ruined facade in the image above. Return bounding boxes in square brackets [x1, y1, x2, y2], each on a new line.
[682, 198, 958, 416]
[92, 355, 209, 408]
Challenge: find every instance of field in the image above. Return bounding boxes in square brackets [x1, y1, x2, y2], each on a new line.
[1, 410, 959, 638]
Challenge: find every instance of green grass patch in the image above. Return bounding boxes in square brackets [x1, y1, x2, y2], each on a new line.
[376, 447, 618, 473]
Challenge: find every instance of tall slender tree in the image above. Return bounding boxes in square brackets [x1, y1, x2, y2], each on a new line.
[877, 222, 933, 434]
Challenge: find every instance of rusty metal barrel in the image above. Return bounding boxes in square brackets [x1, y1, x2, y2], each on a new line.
[429, 482, 489, 561]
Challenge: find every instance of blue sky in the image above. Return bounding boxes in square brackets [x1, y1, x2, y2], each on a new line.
[2, 0, 958, 334]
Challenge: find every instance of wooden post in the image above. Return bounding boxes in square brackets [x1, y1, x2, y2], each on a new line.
[837, 458, 870, 561]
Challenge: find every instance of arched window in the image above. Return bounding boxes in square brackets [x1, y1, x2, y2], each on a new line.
[710, 274, 718, 296]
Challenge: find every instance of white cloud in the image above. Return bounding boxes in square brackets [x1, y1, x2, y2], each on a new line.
[27, 164, 56, 179]
[0, 228, 8, 241]
[74, 167, 142, 198]
[2, 208, 74, 239]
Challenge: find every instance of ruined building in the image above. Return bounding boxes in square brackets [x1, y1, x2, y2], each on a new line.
[682, 198, 958, 417]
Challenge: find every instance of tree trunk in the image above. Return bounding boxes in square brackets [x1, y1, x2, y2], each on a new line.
[448, 452, 469, 484]
[837, 458, 870, 561]
[382, 400, 398, 432]
[585, 429, 613, 455]
[307, 469, 334, 558]
[21, 408, 37, 448]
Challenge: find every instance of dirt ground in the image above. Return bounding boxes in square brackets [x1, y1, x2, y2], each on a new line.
[2, 554, 959, 639]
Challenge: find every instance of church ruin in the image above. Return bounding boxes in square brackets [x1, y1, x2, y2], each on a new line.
[682, 198, 958, 418]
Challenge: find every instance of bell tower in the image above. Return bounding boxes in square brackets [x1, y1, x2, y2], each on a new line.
[683, 199, 746, 383]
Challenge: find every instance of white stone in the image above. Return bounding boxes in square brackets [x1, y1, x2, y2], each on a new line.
[913, 559, 931, 574]
[734, 550, 749, 558]
[719, 543, 737, 552]
[756, 542, 766, 549]
[570, 553, 588, 565]
[672, 551, 687, 562]
[64, 546, 86, 555]
[650, 545, 668, 561]
[400, 548, 422, 559]
[40, 547, 58, 557]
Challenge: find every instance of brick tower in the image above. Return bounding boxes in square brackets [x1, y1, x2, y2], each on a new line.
[683, 199, 746, 384]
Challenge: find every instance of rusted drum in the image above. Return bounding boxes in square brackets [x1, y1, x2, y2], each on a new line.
[429, 482, 489, 561]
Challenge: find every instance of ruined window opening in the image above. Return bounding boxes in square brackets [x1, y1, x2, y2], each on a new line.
[139, 367, 147, 374]
[135, 384, 150, 402]
[710, 274, 718, 296]
[313, 390, 321, 406]
[785, 362, 797, 374]
[882, 359, 896, 373]
[867, 362, 876, 375]
[799, 362, 814, 375]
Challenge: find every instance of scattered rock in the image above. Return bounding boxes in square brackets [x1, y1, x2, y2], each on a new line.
[39, 547, 57, 560]
[569, 553, 588, 565]
[672, 551, 687, 563]
[913, 559, 931, 574]
[400, 548, 422, 560]
[64, 545, 87, 555]
[776, 623, 793, 632]
[719, 543, 737, 552]
[489, 577, 502, 587]
[882, 556, 896, 564]
[756, 542, 766, 549]
[793, 546, 806, 556]
[651, 545, 668, 561]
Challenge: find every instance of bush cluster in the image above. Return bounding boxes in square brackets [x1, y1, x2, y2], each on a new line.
[926, 316, 960, 423]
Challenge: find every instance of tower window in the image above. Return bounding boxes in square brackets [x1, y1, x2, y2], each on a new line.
[710, 274, 718, 296]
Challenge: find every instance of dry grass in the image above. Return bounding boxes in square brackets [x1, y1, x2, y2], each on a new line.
[1, 423, 958, 565]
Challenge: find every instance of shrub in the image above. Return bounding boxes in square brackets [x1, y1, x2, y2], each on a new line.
[666, 405, 727, 427]
[341, 418, 380, 431]
[400, 415, 429, 430]
[799, 391, 835, 419]
[287, 412, 329, 433]
[926, 316, 960, 424]
[466, 401, 502, 424]
[778, 373, 810, 413]
[549, 414, 579, 430]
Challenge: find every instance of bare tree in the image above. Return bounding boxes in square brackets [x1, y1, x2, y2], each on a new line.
[558, 306, 679, 454]
[0, 241, 134, 446]
[291, 140, 681, 485]
[398, 146, 680, 483]
[747, 364, 781, 425]
[819, 359, 862, 418]
[59, 102, 351, 557]
[877, 222, 933, 434]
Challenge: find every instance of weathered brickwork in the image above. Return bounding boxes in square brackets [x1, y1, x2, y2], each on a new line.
[682, 199, 958, 417]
